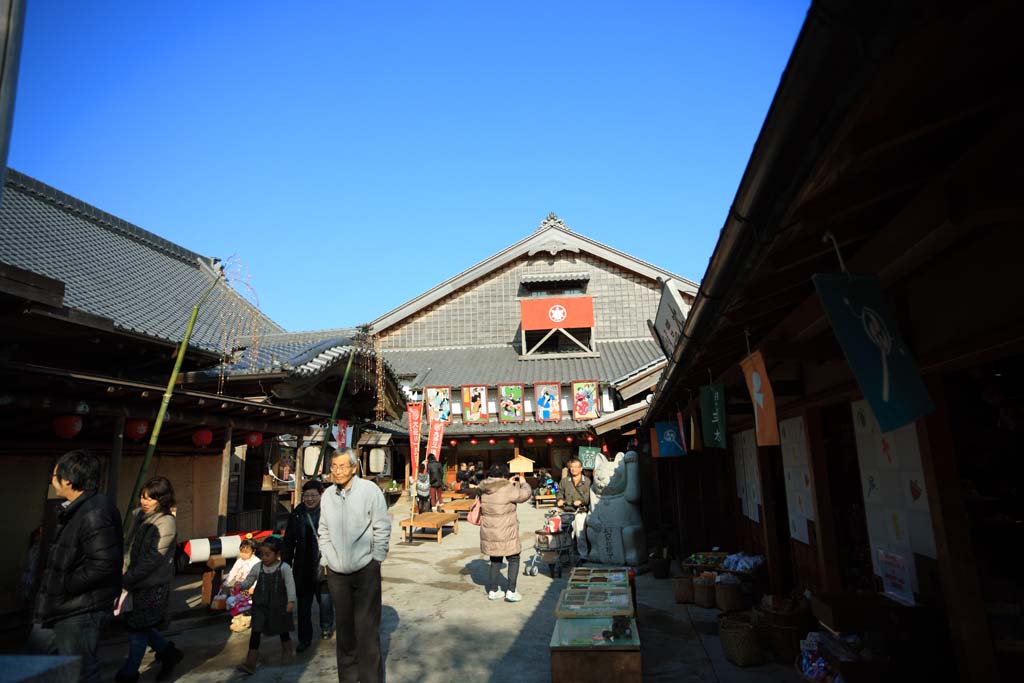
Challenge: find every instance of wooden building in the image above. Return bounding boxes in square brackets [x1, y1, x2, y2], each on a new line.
[644, 1, 1024, 680]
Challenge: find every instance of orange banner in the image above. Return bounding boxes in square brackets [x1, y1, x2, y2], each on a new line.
[520, 296, 594, 331]
[426, 420, 446, 462]
[740, 351, 780, 446]
[407, 402, 422, 474]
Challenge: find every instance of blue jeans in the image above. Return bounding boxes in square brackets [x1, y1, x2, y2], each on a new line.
[51, 610, 106, 683]
[118, 627, 169, 676]
[297, 584, 334, 645]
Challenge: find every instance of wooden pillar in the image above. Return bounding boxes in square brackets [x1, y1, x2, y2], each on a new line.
[804, 407, 843, 593]
[757, 446, 786, 596]
[106, 415, 125, 503]
[916, 377, 997, 682]
[216, 426, 232, 536]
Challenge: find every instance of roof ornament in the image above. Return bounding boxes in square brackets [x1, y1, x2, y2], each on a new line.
[537, 212, 569, 232]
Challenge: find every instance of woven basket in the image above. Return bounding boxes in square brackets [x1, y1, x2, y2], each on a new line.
[715, 582, 744, 612]
[694, 577, 716, 608]
[719, 613, 764, 667]
[672, 575, 695, 604]
[753, 607, 803, 663]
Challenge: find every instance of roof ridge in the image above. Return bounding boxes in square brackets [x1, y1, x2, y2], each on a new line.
[5, 169, 210, 268]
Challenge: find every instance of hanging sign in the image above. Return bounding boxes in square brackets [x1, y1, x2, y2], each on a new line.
[336, 420, 349, 449]
[700, 384, 727, 449]
[651, 421, 686, 457]
[740, 351, 780, 446]
[426, 420, 446, 461]
[520, 296, 594, 331]
[577, 446, 601, 470]
[652, 278, 690, 358]
[813, 273, 933, 432]
[407, 402, 422, 475]
[676, 410, 688, 456]
[877, 548, 915, 606]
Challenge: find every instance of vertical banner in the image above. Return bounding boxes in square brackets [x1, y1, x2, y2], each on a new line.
[426, 420, 446, 462]
[676, 410, 688, 455]
[813, 273, 933, 432]
[700, 384, 727, 449]
[336, 420, 348, 449]
[407, 402, 422, 475]
[740, 351, 780, 446]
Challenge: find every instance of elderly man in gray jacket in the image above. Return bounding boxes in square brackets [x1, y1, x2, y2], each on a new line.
[318, 448, 391, 683]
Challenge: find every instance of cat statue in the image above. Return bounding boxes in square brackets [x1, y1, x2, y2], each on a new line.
[586, 450, 646, 567]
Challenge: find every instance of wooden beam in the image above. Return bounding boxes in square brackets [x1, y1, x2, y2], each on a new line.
[106, 416, 125, 501]
[217, 426, 233, 536]
[916, 377, 996, 682]
[756, 445, 787, 596]
[803, 407, 842, 593]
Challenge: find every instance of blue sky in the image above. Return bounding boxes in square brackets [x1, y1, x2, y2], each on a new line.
[9, 1, 808, 331]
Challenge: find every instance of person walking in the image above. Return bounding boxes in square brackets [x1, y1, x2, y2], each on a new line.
[426, 453, 445, 511]
[236, 536, 296, 673]
[414, 461, 431, 513]
[556, 458, 592, 560]
[116, 476, 182, 683]
[35, 450, 123, 683]
[318, 448, 391, 683]
[477, 464, 532, 602]
[282, 480, 334, 653]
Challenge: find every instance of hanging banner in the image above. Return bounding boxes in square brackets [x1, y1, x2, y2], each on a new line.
[813, 273, 934, 432]
[688, 403, 703, 451]
[700, 384, 727, 449]
[520, 296, 595, 331]
[577, 446, 601, 470]
[676, 410, 688, 455]
[740, 351, 780, 446]
[336, 420, 349, 449]
[426, 420, 446, 462]
[407, 402, 422, 474]
[651, 421, 685, 457]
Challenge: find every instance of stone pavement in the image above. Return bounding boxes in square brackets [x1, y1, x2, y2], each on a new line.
[90, 498, 801, 683]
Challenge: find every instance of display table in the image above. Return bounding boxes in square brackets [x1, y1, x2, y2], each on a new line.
[399, 512, 459, 542]
[534, 494, 557, 508]
[567, 568, 629, 589]
[441, 491, 468, 501]
[439, 499, 476, 517]
[554, 587, 633, 619]
[550, 617, 641, 683]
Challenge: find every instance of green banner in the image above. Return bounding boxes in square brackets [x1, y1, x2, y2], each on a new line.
[577, 446, 601, 470]
[700, 384, 727, 449]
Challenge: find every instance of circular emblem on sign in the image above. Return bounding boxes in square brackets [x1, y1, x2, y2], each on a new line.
[548, 304, 567, 323]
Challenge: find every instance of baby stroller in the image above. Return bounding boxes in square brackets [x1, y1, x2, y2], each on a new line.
[525, 509, 578, 578]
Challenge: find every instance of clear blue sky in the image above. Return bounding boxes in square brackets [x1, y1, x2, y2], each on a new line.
[9, 1, 808, 332]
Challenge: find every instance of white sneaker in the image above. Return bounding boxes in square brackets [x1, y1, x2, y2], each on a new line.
[488, 590, 505, 600]
[505, 591, 523, 602]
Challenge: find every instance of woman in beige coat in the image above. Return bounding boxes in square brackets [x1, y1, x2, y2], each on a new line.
[477, 465, 532, 602]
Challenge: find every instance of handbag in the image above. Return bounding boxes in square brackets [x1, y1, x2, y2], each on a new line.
[467, 497, 482, 526]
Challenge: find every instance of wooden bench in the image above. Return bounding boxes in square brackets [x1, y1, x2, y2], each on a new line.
[535, 494, 558, 508]
[400, 512, 459, 542]
[442, 491, 469, 501]
[440, 499, 477, 518]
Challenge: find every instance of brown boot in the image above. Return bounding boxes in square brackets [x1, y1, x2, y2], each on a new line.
[236, 649, 259, 675]
[281, 639, 295, 665]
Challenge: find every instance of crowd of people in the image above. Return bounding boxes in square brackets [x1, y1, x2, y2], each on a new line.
[32, 447, 593, 682]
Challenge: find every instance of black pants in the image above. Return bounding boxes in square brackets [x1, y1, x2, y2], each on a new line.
[489, 554, 520, 593]
[297, 582, 335, 646]
[249, 630, 290, 649]
[327, 561, 382, 683]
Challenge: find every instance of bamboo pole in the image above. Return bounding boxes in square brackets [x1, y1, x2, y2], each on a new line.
[312, 347, 357, 479]
[123, 274, 222, 533]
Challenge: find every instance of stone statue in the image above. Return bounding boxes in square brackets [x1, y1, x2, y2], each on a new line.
[586, 450, 646, 566]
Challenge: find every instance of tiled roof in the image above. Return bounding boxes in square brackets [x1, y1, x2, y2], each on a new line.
[520, 271, 591, 285]
[383, 338, 663, 388]
[0, 170, 282, 351]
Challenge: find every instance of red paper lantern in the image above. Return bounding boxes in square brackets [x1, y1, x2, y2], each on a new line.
[449, 439, 457, 447]
[488, 438, 496, 445]
[507, 438, 515, 444]
[602, 443, 609, 453]
[470, 438, 478, 445]
[546, 437, 554, 444]
[527, 437, 534, 444]
[192, 428, 214, 448]
[53, 415, 83, 439]
[586, 435, 594, 442]
[245, 432, 263, 448]
[566, 436, 574, 443]
[125, 419, 150, 441]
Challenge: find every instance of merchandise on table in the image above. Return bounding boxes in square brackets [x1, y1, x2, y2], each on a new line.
[555, 587, 633, 618]
[721, 552, 765, 572]
[550, 616, 640, 648]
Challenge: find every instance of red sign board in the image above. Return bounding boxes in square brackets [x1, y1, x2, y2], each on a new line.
[520, 297, 594, 331]
[426, 420, 446, 462]
[407, 402, 422, 474]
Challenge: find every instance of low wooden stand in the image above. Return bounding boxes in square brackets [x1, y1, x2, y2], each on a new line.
[442, 491, 468, 501]
[440, 499, 476, 518]
[535, 494, 557, 508]
[400, 512, 459, 542]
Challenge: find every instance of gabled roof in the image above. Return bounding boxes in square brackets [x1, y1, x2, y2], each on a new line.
[0, 170, 282, 352]
[370, 213, 699, 333]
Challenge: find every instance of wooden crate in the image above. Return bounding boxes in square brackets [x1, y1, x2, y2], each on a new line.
[550, 617, 641, 683]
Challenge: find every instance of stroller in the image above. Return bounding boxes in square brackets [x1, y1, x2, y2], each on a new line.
[525, 508, 580, 578]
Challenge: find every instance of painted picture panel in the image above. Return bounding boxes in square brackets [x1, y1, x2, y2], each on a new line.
[498, 383, 525, 423]
[461, 385, 488, 424]
[424, 386, 452, 425]
[533, 382, 561, 422]
[571, 380, 600, 421]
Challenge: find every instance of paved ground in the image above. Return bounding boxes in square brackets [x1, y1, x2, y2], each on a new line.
[91, 500, 801, 683]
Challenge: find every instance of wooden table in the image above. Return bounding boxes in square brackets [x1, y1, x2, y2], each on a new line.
[400, 512, 459, 542]
[440, 499, 476, 517]
[550, 617, 641, 683]
[535, 494, 557, 508]
[442, 491, 469, 501]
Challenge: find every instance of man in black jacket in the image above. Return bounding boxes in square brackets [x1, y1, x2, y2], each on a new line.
[35, 450, 123, 683]
[282, 479, 334, 652]
[426, 453, 445, 511]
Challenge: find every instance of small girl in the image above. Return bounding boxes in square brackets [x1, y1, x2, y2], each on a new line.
[415, 461, 431, 513]
[221, 540, 260, 632]
[236, 537, 296, 673]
